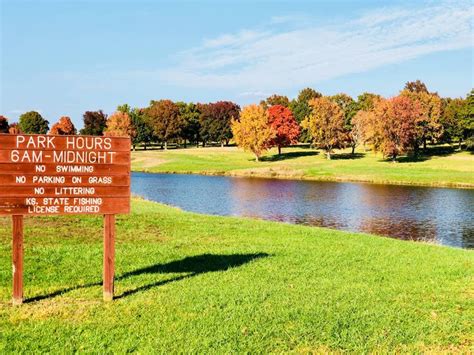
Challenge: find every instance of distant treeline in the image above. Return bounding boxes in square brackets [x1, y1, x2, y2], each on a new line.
[1, 80, 473, 161]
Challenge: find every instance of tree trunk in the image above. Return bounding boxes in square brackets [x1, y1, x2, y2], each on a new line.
[278, 146, 281, 155]
[351, 145, 355, 155]
[132, 144, 136, 151]
[326, 151, 331, 160]
[144, 143, 147, 150]
[221, 141, 224, 148]
[423, 138, 427, 151]
[184, 140, 187, 148]
[255, 154, 259, 162]
[164, 141, 168, 150]
[458, 139, 462, 150]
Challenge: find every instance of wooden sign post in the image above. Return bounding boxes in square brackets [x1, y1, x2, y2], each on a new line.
[0, 134, 131, 304]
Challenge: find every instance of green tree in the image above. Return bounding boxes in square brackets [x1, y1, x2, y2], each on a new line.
[177, 102, 201, 148]
[18, 111, 49, 134]
[130, 109, 154, 150]
[80, 110, 107, 135]
[289, 88, 322, 142]
[330, 93, 359, 154]
[260, 94, 290, 109]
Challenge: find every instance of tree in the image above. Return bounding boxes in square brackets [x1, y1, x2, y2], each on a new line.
[462, 89, 474, 145]
[440, 98, 466, 147]
[267, 105, 300, 155]
[0, 115, 9, 133]
[372, 96, 422, 161]
[130, 108, 154, 150]
[404, 80, 428, 94]
[18, 111, 49, 134]
[232, 104, 275, 161]
[260, 94, 290, 109]
[177, 102, 201, 148]
[145, 99, 183, 149]
[401, 89, 442, 151]
[289, 88, 322, 142]
[8, 123, 21, 134]
[104, 111, 136, 138]
[49, 116, 76, 135]
[330, 93, 359, 154]
[352, 109, 379, 151]
[80, 110, 107, 136]
[356, 92, 382, 111]
[199, 101, 240, 147]
[303, 97, 346, 159]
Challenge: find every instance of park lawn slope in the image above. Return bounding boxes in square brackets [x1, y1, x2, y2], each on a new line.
[131, 146, 474, 188]
[0, 198, 472, 352]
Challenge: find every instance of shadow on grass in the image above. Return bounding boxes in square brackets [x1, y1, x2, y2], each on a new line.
[375, 145, 461, 163]
[25, 253, 269, 303]
[329, 152, 365, 160]
[260, 150, 319, 162]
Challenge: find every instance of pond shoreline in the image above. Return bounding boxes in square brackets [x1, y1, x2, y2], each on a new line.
[132, 168, 474, 190]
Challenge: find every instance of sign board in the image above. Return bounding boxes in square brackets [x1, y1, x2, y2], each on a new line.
[0, 134, 130, 215]
[0, 133, 131, 304]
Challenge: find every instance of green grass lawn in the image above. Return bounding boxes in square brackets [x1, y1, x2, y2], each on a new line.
[131, 145, 474, 188]
[1, 199, 472, 352]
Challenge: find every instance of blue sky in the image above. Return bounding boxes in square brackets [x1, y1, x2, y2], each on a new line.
[1, 0, 473, 128]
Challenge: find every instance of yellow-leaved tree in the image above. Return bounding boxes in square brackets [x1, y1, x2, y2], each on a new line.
[231, 104, 275, 162]
[104, 111, 136, 138]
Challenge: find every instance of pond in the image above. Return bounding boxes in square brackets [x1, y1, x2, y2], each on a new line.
[131, 172, 474, 249]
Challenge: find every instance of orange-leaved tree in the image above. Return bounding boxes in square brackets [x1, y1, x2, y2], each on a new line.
[231, 104, 275, 162]
[104, 111, 136, 138]
[303, 97, 346, 159]
[267, 105, 300, 155]
[372, 95, 422, 161]
[49, 116, 76, 135]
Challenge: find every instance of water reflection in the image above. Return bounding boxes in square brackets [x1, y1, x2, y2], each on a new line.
[132, 173, 474, 249]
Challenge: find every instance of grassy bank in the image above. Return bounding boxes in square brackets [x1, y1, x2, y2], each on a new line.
[131, 145, 474, 188]
[0, 199, 473, 352]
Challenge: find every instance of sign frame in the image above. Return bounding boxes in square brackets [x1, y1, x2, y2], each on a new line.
[0, 133, 132, 304]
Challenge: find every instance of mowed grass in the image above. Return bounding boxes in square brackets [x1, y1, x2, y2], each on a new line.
[0, 199, 473, 352]
[131, 145, 474, 188]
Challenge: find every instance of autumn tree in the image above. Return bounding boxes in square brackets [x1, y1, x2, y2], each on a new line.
[356, 92, 382, 111]
[18, 111, 49, 134]
[267, 105, 300, 155]
[0, 115, 9, 133]
[260, 94, 290, 109]
[145, 99, 183, 149]
[232, 104, 275, 161]
[330, 93, 359, 154]
[352, 109, 379, 151]
[8, 123, 21, 134]
[289, 88, 322, 142]
[177, 102, 201, 147]
[303, 97, 346, 159]
[49, 116, 76, 135]
[80, 110, 107, 135]
[199, 101, 240, 147]
[372, 96, 422, 161]
[400, 88, 442, 151]
[404, 80, 428, 94]
[117, 104, 153, 149]
[104, 111, 136, 138]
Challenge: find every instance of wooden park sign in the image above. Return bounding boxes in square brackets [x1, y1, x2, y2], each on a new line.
[0, 133, 131, 304]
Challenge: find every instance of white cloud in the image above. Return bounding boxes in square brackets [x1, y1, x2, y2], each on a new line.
[159, 1, 473, 91]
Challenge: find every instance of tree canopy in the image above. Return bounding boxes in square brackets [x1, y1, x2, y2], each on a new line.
[80, 110, 107, 136]
[18, 111, 49, 134]
[49, 116, 76, 135]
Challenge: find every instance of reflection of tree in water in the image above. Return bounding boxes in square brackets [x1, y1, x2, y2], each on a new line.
[460, 226, 474, 249]
[293, 215, 344, 230]
[359, 217, 437, 243]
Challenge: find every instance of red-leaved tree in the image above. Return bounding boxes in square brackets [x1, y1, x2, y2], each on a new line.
[0, 115, 9, 133]
[49, 116, 76, 135]
[267, 105, 300, 155]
